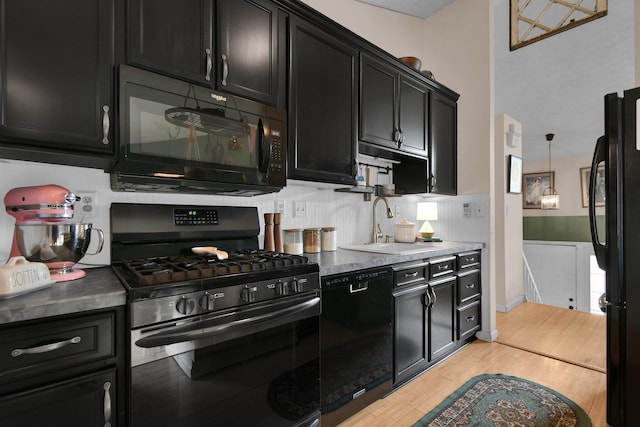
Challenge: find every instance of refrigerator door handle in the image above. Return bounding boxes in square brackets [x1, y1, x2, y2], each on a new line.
[589, 135, 607, 270]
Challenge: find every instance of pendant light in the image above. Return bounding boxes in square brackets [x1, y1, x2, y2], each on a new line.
[540, 133, 559, 210]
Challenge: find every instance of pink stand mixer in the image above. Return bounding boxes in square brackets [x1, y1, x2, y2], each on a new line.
[4, 184, 103, 281]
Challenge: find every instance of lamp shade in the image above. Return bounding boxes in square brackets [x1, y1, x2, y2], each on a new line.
[416, 202, 438, 221]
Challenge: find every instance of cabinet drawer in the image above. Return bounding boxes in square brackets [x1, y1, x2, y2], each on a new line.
[394, 263, 428, 287]
[457, 270, 481, 305]
[0, 312, 115, 382]
[429, 257, 455, 280]
[457, 301, 481, 341]
[457, 251, 480, 270]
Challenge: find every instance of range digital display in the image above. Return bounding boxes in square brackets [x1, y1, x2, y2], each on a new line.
[173, 208, 219, 226]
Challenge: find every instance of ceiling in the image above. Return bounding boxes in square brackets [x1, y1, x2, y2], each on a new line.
[355, 0, 635, 163]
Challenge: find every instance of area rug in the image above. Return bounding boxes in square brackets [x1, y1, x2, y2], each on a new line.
[412, 374, 592, 427]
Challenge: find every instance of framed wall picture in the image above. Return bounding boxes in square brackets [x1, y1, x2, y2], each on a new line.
[523, 172, 554, 209]
[507, 155, 522, 193]
[581, 166, 605, 208]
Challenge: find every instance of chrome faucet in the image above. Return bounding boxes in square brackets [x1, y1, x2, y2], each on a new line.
[372, 196, 394, 243]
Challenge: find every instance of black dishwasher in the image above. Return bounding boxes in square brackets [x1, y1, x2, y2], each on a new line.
[320, 266, 393, 426]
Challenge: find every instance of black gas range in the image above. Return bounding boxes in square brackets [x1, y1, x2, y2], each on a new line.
[111, 203, 321, 427]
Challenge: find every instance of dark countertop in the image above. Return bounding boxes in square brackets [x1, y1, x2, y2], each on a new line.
[306, 241, 484, 276]
[0, 267, 126, 325]
[0, 241, 483, 325]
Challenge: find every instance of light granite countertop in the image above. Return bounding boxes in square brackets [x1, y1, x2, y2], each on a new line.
[0, 267, 126, 325]
[306, 241, 484, 276]
[0, 241, 483, 325]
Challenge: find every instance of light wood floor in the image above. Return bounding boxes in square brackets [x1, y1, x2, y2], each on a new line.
[338, 303, 607, 427]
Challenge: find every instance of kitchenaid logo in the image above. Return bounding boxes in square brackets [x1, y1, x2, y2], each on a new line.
[10, 268, 49, 289]
[211, 93, 227, 102]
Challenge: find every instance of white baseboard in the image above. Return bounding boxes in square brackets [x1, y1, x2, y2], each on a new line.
[496, 296, 524, 312]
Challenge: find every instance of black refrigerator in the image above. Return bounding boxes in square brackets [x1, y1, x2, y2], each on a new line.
[590, 87, 640, 427]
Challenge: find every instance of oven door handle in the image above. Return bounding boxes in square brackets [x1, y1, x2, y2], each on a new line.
[135, 296, 320, 348]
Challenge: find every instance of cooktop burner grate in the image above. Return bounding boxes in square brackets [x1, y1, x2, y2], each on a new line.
[118, 250, 310, 286]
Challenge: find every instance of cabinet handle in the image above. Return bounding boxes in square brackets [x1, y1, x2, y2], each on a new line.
[393, 128, 400, 143]
[465, 283, 476, 289]
[221, 54, 229, 86]
[398, 130, 405, 147]
[466, 316, 475, 322]
[429, 286, 437, 307]
[404, 271, 418, 278]
[438, 264, 449, 271]
[205, 48, 212, 81]
[423, 290, 431, 309]
[102, 105, 110, 145]
[103, 381, 112, 427]
[11, 336, 81, 357]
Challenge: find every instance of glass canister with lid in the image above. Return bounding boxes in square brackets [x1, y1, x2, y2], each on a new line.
[303, 228, 322, 253]
[321, 227, 337, 251]
[283, 229, 303, 255]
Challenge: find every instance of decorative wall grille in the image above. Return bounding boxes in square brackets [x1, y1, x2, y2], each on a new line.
[510, 0, 607, 50]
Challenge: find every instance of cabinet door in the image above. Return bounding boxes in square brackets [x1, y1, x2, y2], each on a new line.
[218, 0, 280, 105]
[430, 92, 457, 195]
[429, 277, 456, 361]
[127, 0, 213, 84]
[393, 283, 429, 385]
[398, 75, 429, 157]
[288, 16, 358, 185]
[0, 369, 117, 427]
[0, 0, 114, 156]
[360, 54, 398, 150]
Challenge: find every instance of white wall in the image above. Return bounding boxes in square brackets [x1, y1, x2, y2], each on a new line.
[494, 114, 524, 311]
[300, 0, 425, 58]
[522, 153, 604, 217]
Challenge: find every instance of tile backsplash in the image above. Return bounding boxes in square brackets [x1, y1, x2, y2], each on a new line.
[0, 158, 488, 267]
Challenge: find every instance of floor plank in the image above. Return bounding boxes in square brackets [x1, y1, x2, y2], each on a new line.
[337, 303, 607, 427]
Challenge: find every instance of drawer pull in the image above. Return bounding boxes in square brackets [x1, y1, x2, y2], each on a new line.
[104, 381, 112, 427]
[102, 105, 110, 145]
[465, 257, 475, 262]
[466, 316, 476, 322]
[438, 264, 449, 271]
[465, 283, 476, 289]
[404, 271, 418, 278]
[11, 336, 81, 357]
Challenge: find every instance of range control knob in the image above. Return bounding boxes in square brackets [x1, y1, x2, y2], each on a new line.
[199, 292, 215, 311]
[275, 280, 289, 296]
[176, 296, 195, 315]
[241, 286, 258, 303]
[290, 278, 302, 293]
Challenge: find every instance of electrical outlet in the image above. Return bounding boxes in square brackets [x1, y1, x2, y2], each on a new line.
[75, 191, 97, 218]
[394, 205, 401, 217]
[274, 200, 286, 217]
[293, 201, 307, 218]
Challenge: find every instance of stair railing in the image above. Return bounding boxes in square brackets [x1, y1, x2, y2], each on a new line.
[522, 251, 543, 304]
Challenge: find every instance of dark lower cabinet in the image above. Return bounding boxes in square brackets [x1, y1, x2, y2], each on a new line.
[0, 0, 116, 168]
[393, 252, 481, 387]
[288, 15, 358, 185]
[429, 277, 456, 361]
[0, 369, 117, 427]
[0, 308, 124, 427]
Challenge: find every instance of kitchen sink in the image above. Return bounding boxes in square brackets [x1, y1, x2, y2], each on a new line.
[341, 242, 440, 255]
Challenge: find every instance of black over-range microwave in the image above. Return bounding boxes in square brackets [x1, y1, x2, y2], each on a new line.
[111, 65, 286, 196]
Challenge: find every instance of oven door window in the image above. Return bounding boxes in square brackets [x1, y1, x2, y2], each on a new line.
[130, 314, 319, 427]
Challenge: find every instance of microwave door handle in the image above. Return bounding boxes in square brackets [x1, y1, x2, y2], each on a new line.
[590, 135, 607, 270]
[135, 296, 320, 348]
[258, 118, 272, 173]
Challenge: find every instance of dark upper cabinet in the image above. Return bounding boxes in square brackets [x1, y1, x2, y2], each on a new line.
[127, 0, 283, 106]
[288, 16, 358, 185]
[127, 0, 213, 84]
[0, 0, 116, 167]
[218, 0, 281, 105]
[430, 92, 457, 195]
[360, 54, 429, 159]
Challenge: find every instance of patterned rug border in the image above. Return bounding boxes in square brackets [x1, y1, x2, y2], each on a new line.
[412, 373, 592, 427]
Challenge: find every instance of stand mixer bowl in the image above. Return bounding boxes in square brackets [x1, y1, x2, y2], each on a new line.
[14, 223, 104, 281]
